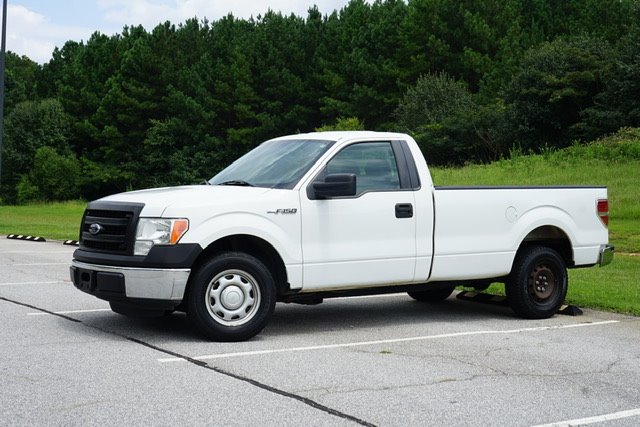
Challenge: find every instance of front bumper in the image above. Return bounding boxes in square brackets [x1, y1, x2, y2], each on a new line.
[70, 260, 190, 303]
[598, 244, 615, 267]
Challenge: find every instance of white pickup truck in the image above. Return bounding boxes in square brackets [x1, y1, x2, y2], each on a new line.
[71, 131, 614, 341]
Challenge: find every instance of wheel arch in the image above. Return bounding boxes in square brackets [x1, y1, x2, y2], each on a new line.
[515, 225, 573, 268]
[188, 234, 289, 297]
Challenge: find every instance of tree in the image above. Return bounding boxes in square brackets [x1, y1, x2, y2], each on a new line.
[4, 53, 40, 113]
[504, 37, 614, 149]
[5, 0, 640, 202]
[1, 99, 72, 203]
[583, 27, 640, 136]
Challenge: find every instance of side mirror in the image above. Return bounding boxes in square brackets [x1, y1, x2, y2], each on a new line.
[313, 173, 356, 199]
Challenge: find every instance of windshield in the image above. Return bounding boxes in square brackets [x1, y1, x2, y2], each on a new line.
[209, 139, 335, 189]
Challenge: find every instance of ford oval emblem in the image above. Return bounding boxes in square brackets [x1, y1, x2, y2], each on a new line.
[89, 223, 103, 235]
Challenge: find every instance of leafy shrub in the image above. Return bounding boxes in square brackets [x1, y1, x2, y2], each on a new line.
[15, 176, 41, 204]
[316, 117, 365, 132]
[22, 146, 81, 203]
[557, 127, 640, 161]
[395, 72, 473, 131]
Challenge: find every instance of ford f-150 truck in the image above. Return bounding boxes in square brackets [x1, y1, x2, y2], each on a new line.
[70, 131, 614, 341]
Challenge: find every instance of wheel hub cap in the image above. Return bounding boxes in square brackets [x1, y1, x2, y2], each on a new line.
[205, 270, 261, 327]
[221, 286, 244, 310]
[530, 265, 556, 300]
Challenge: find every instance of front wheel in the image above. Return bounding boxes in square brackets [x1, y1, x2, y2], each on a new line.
[187, 252, 276, 341]
[506, 246, 568, 319]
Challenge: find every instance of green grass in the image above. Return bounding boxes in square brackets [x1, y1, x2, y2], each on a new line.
[0, 200, 86, 241]
[567, 254, 640, 315]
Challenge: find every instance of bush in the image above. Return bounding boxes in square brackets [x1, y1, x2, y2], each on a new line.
[21, 146, 81, 202]
[556, 127, 640, 162]
[395, 72, 473, 132]
[315, 117, 365, 132]
[15, 176, 41, 204]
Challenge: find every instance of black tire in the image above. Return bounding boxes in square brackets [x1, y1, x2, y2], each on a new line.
[109, 301, 168, 318]
[408, 286, 455, 302]
[187, 252, 276, 342]
[506, 246, 568, 319]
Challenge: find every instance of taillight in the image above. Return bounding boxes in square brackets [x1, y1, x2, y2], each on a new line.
[597, 199, 609, 227]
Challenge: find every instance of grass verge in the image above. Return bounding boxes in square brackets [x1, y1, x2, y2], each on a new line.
[0, 200, 86, 241]
[567, 254, 640, 315]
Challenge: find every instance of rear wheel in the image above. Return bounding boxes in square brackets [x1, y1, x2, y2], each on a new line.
[408, 286, 455, 302]
[506, 246, 568, 319]
[187, 252, 276, 341]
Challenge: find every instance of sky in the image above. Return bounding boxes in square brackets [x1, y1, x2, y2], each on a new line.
[6, 0, 356, 63]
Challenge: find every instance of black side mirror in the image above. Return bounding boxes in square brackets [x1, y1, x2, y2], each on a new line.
[313, 173, 357, 199]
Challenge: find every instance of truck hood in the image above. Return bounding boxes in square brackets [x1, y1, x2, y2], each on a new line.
[99, 185, 272, 217]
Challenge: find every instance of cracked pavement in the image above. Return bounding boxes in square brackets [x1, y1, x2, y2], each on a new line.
[1, 238, 639, 426]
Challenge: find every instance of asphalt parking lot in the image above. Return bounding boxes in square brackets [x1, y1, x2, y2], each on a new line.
[1, 238, 639, 426]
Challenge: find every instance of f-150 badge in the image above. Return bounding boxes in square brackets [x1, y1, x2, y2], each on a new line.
[267, 208, 298, 214]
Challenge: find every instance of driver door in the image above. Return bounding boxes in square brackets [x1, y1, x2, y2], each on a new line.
[300, 141, 417, 290]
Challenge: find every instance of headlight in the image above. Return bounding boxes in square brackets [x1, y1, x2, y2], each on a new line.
[134, 218, 189, 256]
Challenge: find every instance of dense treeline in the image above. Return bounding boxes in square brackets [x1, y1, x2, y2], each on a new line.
[2, 0, 640, 203]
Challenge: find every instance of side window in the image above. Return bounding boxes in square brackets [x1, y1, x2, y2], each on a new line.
[325, 142, 400, 195]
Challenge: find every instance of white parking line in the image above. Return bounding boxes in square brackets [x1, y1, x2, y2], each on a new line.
[0, 281, 67, 287]
[0, 251, 72, 254]
[3, 263, 70, 266]
[157, 320, 619, 363]
[27, 308, 111, 316]
[532, 407, 640, 426]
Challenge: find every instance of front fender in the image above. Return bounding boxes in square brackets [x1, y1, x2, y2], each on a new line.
[181, 212, 303, 288]
[185, 212, 301, 265]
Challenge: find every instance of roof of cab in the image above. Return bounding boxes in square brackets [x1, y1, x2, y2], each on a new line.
[271, 131, 410, 142]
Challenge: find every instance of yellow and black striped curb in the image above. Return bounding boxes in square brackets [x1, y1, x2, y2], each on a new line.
[6, 235, 80, 246]
[6, 234, 46, 242]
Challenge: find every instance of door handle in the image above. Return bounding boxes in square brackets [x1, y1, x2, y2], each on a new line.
[395, 203, 413, 218]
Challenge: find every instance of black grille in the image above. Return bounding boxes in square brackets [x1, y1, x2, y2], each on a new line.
[79, 202, 144, 254]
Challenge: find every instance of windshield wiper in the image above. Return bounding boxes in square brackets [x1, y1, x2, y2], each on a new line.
[201, 179, 212, 185]
[219, 180, 254, 187]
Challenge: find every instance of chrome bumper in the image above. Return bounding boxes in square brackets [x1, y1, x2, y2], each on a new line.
[598, 244, 615, 267]
[71, 260, 190, 300]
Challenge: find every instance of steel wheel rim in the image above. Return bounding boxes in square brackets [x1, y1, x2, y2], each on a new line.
[205, 269, 261, 326]
[528, 263, 557, 302]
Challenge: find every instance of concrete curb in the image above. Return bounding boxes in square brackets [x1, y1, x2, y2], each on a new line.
[6, 234, 46, 242]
